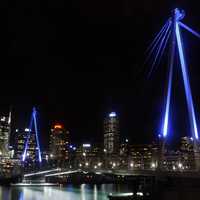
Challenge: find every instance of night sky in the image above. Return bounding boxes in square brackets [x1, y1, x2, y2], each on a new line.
[3, 1, 200, 149]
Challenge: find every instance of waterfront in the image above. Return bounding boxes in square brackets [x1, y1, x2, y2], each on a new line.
[0, 184, 134, 200]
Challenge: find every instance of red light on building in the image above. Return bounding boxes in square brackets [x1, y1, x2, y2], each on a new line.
[54, 124, 63, 129]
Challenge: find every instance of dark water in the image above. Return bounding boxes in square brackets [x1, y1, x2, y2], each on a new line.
[0, 184, 134, 200]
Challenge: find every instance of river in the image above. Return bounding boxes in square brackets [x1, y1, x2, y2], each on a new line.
[0, 184, 134, 200]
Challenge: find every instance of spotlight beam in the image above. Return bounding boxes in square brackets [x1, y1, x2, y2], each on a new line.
[179, 22, 200, 39]
[175, 22, 199, 140]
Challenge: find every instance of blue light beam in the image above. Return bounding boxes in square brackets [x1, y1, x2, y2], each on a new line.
[176, 22, 199, 140]
[148, 21, 172, 78]
[179, 22, 200, 39]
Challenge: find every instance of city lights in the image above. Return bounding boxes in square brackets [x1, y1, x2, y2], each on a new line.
[178, 162, 183, 169]
[109, 112, 116, 118]
[83, 152, 86, 157]
[0, 117, 6, 122]
[22, 108, 42, 162]
[1, 9, 200, 191]
[83, 144, 91, 148]
[54, 124, 62, 129]
[151, 162, 156, 169]
[130, 163, 134, 168]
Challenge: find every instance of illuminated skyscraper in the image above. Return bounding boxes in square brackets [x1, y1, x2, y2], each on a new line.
[15, 128, 40, 162]
[49, 124, 69, 163]
[104, 112, 120, 155]
[180, 137, 194, 152]
[0, 114, 11, 158]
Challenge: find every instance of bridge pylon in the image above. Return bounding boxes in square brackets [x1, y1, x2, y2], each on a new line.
[148, 9, 200, 171]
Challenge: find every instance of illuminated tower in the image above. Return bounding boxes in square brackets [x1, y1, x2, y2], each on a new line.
[49, 124, 69, 164]
[0, 114, 11, 158]
[104, 112, 120, 155]
[146, 8, 200, 170]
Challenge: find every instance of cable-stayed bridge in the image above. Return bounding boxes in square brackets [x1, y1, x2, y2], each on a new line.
[17, 8, 200, 184]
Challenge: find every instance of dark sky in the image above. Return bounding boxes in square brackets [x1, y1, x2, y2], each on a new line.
[3, 0, 200, 149]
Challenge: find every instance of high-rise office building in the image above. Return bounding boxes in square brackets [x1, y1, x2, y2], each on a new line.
[180, 136, 194, 152]
[104, 112, 120, 155]
[49, 124, 69, 163]
[74, 143, 101, 168]
[15, 128, 40, 162]
[0, 114, 11, 158]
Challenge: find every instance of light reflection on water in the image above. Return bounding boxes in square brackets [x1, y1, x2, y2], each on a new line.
[0, 184, 133, 200]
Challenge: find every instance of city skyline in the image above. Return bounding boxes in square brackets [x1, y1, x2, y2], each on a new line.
[2, 2, 200, 149]
[2, 1, 200, 199]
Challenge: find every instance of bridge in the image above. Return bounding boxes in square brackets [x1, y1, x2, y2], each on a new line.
[15, 8, 200, 184]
